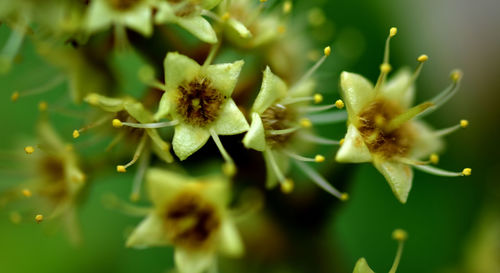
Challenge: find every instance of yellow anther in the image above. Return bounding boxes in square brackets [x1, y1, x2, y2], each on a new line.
[451, 69, 463, 82]
[35, 214, 44, 223]
[324, 46, 331, 56]
[462, 168, 471, 176]
[277, 25, 286, 34]
[417, 54, 429, 62]
[392, 229, 408, 241]
[340, 193, 349, 201]
[460, 119, 469, 128]
[130, 193, 140, 202]
[38, 101, 48, 111]
[117, 165, 126, 173]
[24, 146, 35, 155]
[280, 179, 294, 194]
[112, 119, 123, 128]
[380, 63, 392, 73]
[11, 91, 19, 102]
[221, 12, 230, 21]
[72, 130, 80, 139]
[339, 138, 345, 146]
[430, 154, 439, 165]
[21, 189, 32, 197]
[283, 1, 292, 14]
[315, 155, 325, 163]
[389, 27, 398, 37]
[335, 99, 345, 109]
[222, 162, 236, 177]
[87, 94, 99, 105]
[314, 94, 323, 103]
[300, 118, 312, 128]
[260, 0, 267, 2]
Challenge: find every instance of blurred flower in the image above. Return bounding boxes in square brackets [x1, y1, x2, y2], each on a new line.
[127, 168, 244, 273]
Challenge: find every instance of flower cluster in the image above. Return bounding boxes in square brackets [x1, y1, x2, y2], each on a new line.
[1, 1, 472, 272]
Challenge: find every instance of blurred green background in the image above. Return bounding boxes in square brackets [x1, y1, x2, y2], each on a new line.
[1, 0, 499, 273]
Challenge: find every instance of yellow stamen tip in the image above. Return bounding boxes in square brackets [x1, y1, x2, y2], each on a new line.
[277, 25, 286, 34]
[223, 162, 237, 177]
[339, 138, 345, 146]
[324, 46, 331, 56]
[112, 119, 123, 128]
[460, 119, 469, 128]
[221, 12, 230, 21]
[11, 91, 19, 102]
[117, 165, 127, 173]
[340, 193, 349, 201]
[380, 63, 392, 73]
[130, 193, 140, 202]
[392, 229, 408, 241]
[335, 99, 345, 109]
[451, 69, 463, 82]
[283, 1, 292, 14]
[38, 101, 48, 111]
[417, 54, 429, 62]
[21, 189, 32, 197]
[260, 0, 267, 2]
[430, 154, 439, 165]
[314, 94, 323, 103]
[300, 118, 312, 128]
[72, 130, 80, 139]
[35, 214, 44, 223]
[462, 168, 471, 176]
[389, 27, 398, 37]
[280, 179, 294, 194]
[24, 146, 35, 155]
[315, 155, 325, 163]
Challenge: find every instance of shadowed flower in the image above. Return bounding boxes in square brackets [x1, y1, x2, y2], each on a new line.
[126, 168, 244, 273]
[336, 27, 471, 203]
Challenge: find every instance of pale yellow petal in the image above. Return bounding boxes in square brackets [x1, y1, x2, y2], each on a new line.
[336, 124, 372, 163]
[126, 215, 169, 248]
[242, 113, 266, 151]
[204, 60, 244, 97]
[340, 71, 376, 118]
[175, 248, 215, 273]
[381, 68, 415, 109]
[218, 220, 244, 257]
[211, 99, 249, 135]
[252, 66, 288, 114]
[353, 258, 375, 273]
[172, 123, 211, 160]
[410, 120, 444, 160]
[374, 159, 413, 204]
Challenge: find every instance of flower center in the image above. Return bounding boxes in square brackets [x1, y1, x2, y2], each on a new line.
[166, 0, 197, 17]
[38, 156, 68, 203]
[164, 191, 220, 249]
[108, 0, 142, 11]
[261, 104, 297, 148]
[176, 78, 225, 127]
[356, 99, 414, 159]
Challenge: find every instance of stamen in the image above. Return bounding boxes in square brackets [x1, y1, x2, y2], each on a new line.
[10, 75, 65, 102]
[264, 148, 290, 189]
[281, 94, 324, 105]
[280, 179, 294, 194]
[115, 119, 179, 129]
[21, 189, 32, 198]
[432, 119, 468, 138]
[299, 104, 337, 113]
[268, 127, 299, 135]
[113, 24, 130, 50]
[397, 157, 430, 166]
[201, 9, 224, 23]
[294, 160, 347, 200]
[35, 214, 44, 223]
[138, 66, 165, 90]
[38, 101, 48, 112]
[291, 46, 331, 91]
[299, 118, 312, 128]
[130, 148, 150, 202]
[210, 129, 236, 176]
[281, 150, 323, 163]
[298, 132, 341, 145]
[412, 164, 471, 177]
[374, 27, 397, 93]
[389, 229, 408, 273]
[385, 102, 434, 132]
[24, 146, 35, 155]
[102, 194, 151, 216]
[0, 26, 26, 73]
[409, 54, 429, 85]
[116, 134, 147, 173]
[306, 110, 348, 125]
[335, 99, 345, 109]
[283, 1, 292, 14]
[430, 154, 439, 164]
[420, 70, 463, 117]
[203, 41, 221, 67]
[73, 114, 113, 139]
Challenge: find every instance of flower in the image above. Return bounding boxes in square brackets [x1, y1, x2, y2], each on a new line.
[154, 0, 222, 44]
[126, 168, 244, 273]
[242, 48, 348, 199]
[155, 52, 249, 173]
[85, 0, 154, 37]
[335, 27, 470, 203]
[352, 229, 408, 273]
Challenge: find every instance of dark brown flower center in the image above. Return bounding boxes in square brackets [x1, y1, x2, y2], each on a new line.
[166, 0, 197, 17]
[164, 191, 220, 249]
[261, 104, 297, 148]
[176, 78, 225, 127]
[38, 156, 68, 203]
[356, 99, 414, 159]
[108, 0, 142, 11]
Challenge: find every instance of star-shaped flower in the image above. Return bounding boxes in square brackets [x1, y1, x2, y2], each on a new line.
[126, 168, 244, 273]
[155, 52, 249, 173]
[154, 0, 222, 44]
[335, 28, 471, 203]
